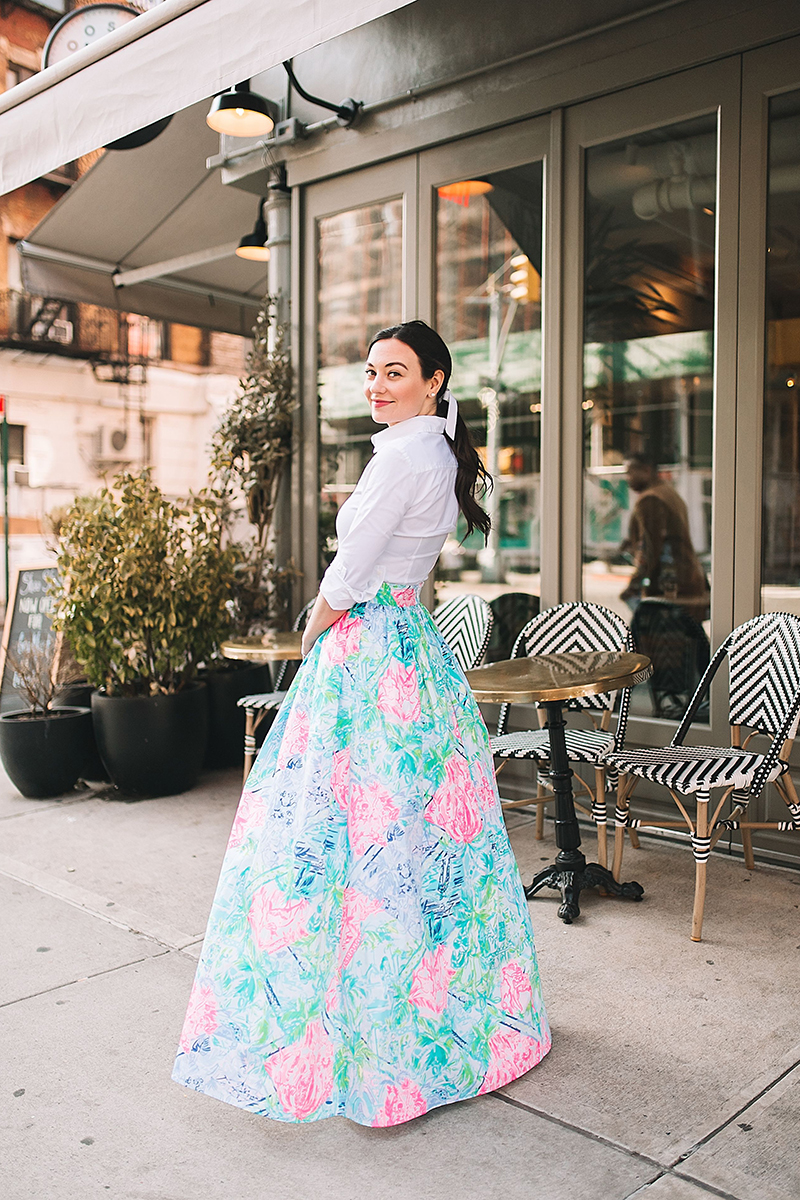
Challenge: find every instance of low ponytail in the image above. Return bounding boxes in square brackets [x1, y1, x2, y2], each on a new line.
[369, 320, 492, 544]
[435, 392, 492, 542]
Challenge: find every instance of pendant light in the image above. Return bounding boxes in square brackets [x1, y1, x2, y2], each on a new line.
[437, 180, 493, 207]
[207, 81, 277, 138]
[235, 201, 271, 262]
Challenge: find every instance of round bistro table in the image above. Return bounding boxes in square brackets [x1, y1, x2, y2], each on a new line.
[466, 649, 652, 924]
[220, 632, 304, 663]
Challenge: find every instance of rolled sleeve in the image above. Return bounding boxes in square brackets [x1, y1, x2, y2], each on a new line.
[319, 448, 413, 610]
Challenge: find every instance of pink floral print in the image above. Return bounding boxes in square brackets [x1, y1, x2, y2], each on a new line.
[277, 707, 309, 768]
[391, 586, 420, 607]
[373, 1079, 428, 1127]
[409, 945, 455, 1014]
[326, 889, 384, 1012]
[265, 1021, 335, 1119]
[378, 660, 421, 722]
[179, 981, 218, 1052]
[247, 884, 312, 953]
[479, 1027, 543, 1095]
[227, 790, 266, 849]
[500, 961, 534, 1015]
[475, 762, 498, 811]
[347, 781, 399, 856]
[324, 614, 363, 664]
[338, 888, 383, 970]
[424, 755, 483, 843]
[330, 748, 350, 809]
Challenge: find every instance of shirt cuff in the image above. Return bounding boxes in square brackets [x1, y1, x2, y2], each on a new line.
[319, 557, 385, 610]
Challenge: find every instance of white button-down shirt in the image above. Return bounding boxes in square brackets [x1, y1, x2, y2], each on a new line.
[319, 414, 460, 610]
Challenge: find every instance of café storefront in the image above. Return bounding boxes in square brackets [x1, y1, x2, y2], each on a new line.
[6, 0, 800, 859]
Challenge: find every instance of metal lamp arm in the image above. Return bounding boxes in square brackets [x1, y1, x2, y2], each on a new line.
[282, 61, 362, 127]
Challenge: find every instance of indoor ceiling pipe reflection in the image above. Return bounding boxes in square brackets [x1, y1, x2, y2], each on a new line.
[587, 134, 717, 202]
[589, 117, 800, 209]
[632, 176, 716, 221]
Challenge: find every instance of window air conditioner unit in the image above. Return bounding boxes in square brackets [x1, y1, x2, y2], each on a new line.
[47, 319, 74, 344]
[11, 465, 29, 487]
[103, 428, 131, 460]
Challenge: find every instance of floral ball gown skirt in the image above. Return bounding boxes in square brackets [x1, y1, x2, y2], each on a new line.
[173, 581, 550, 1126]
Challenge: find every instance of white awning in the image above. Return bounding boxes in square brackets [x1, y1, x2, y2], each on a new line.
[19, 101, 268, 335]
[0, 0, 416, 195]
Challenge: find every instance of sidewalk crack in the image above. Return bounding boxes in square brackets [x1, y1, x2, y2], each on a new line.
[0, 949, 172, 1009]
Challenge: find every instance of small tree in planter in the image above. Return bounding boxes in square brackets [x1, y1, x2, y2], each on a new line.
[204, 295, 300, 767]
[0, 638, 93, 799]
[210, 293, 299, 637]
[53, 472, 237, 797]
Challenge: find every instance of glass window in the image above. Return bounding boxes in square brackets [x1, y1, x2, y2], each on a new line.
[582, 115, 716, 720]
[5, 64, 35, 92]
[317, 201, 404, 578]
[763, 92, 800, 618]
[126, 314, 163, 360]
[434, 164, 543, 644]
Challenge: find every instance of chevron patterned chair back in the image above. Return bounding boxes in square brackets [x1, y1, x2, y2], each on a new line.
[497, 601, 635, 736]
[236, 598, 315, 784]
[491, 601, 638, 871]
[432, 594, 493, 672]
[606, 611, 800, 941]
[485, 592, 541, 662]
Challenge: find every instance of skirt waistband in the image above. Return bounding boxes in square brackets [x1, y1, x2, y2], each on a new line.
[372, 581, 423, 608]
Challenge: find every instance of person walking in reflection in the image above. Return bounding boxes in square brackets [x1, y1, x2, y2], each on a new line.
[620, 453, 709, 623]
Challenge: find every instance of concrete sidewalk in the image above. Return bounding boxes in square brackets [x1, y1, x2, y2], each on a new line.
[2, 767, 799, 1200]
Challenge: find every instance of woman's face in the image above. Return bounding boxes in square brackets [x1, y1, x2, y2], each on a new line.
[364, 338, 444, 426]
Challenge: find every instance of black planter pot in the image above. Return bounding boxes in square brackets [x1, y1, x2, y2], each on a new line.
[202, 662, 272, 769]
[0, 707, 94, 799]
[54, 684, 110, 782]
[91, 683, 209, 799]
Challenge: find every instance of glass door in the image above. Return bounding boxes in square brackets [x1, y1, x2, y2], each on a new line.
[562, 61, 741, 742]
[418, 115, 554, 625]
[738, 35, 800, 627]
[301, 159, 417, 605]
[734, 35, 800, 862]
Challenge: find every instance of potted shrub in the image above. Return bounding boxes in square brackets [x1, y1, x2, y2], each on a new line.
[0, 639, 93, 799]
[53, 472, 236, 797]
[203, 294, 299, 767]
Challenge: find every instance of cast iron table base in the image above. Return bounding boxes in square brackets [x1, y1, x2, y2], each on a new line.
[525, 700, 644, 923]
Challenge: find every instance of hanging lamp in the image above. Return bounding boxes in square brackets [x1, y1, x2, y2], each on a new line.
[207, 81, 277, 137]
[236, 201, 271, 262]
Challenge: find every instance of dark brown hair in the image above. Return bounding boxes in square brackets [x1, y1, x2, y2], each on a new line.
[368, 320, 492, 543]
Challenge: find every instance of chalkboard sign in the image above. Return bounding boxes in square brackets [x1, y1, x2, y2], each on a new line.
[0, 565, 63, 714]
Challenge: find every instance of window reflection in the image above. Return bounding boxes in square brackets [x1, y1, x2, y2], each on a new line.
[435, 163, 543, 654]
[763, 93, 800, 618]
[316, 201, 403, 577]
[582, 114, 716, 720]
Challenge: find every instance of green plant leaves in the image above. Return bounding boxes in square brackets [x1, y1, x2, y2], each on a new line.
[52, 471, 237, 697]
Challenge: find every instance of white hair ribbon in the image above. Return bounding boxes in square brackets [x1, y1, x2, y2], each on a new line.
[443, 388, 458, 440]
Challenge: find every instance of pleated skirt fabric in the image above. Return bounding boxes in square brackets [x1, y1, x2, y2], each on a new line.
[172, 581, 550, 1126]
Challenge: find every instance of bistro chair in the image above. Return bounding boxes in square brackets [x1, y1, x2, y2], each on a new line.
[607, 612, 800, 942]
[486, 591, 541, 663]
[490, 601, 639, 869]
[236, 598, 315, 783]
[432, 593, 493, 672]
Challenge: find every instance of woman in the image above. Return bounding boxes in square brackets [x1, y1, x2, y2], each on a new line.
[173, 320, 550, 1127]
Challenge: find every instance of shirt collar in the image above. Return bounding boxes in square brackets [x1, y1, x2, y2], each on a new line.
[371, 414, 447, 450]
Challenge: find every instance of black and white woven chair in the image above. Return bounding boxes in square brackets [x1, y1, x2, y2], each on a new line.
[490, 601, 638, 869]
[607, 612, 800, 942]
[432, 593, 493, 672]
[236, 598, 315, 783]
